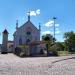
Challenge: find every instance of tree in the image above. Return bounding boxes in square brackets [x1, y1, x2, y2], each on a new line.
[53, 42, 64, 51]
[64, 31, 75, 52]
[42, 34, 54, 55]
[42, 34, 54, 46]
[42, 34, 61, 56]
[42, 34, 53, 42]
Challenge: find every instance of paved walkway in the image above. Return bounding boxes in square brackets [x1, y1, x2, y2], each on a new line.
[0, 53, 75, 75]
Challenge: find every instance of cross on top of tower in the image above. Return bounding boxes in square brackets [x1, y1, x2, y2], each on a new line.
[16, 20, 18, 30]
[27, 11, 30, 21]
[39, 23, 41, 31]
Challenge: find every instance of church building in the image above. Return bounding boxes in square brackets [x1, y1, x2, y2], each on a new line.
[13, 13, 41, 55]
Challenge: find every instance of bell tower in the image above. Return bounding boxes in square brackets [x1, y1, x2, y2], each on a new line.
[1, 29, 8, 54]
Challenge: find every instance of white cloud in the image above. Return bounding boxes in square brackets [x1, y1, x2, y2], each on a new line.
[45, 20, 60, 27]
[27, 9, 40, 16]
[43, 20, 60, 36]
[36, 9, 40, 15]
[30, 11, 36, 16]
[45, 20, 54, 27]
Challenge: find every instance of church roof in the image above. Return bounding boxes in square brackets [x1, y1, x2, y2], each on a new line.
[13, 20, 39, 36]
[19, 20, 39, 30]
[3, 29, 8, 34]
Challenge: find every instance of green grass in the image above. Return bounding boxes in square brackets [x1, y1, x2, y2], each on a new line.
[58, 51, 69, 56]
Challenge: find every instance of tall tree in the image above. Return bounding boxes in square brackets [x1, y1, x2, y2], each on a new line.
[42, 34, 54, 53]
[42, 34, 54, 44]
[64, 31, 75, 52]
[42, 34, 52, 55]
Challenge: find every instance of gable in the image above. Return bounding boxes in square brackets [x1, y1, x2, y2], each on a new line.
[20, 21, 39, 31]
[14, 21, 40, 36]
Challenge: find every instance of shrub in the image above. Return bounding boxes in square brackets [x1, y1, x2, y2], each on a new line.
[14, 45, 29, 57]
[48, 44, 59, 56]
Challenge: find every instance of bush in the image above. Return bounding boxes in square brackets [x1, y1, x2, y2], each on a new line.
[47, 44, 59, 56]
[14, 45, 29, 57]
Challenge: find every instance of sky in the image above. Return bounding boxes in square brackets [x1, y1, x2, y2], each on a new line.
[0, 0, 75, 44]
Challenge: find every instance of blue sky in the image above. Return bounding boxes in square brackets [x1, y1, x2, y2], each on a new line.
[0, 0, 75, 44]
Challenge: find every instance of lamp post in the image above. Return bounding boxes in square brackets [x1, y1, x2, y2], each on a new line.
[39, 23, 41, 41]
[53, 17, 57, 44]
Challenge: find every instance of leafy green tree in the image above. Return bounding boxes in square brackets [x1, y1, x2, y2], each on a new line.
[42, 34, 54, 54]
[42, 34, 53, 42]
[42, 34, 61, 56]
[64, 31, 75, 52]
[42, 34, 54, 46]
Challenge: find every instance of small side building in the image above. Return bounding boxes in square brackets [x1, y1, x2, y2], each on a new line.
[1, 29, 14, 53]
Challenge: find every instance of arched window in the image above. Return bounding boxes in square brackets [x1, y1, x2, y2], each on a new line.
[19, 38, 22, 45]
[26, 31, 31, 35]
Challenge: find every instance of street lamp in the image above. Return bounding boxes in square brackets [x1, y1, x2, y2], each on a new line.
[53, 17, 57, 44]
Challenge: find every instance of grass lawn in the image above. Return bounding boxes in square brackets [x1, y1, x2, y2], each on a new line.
[58, 51, 69, 56]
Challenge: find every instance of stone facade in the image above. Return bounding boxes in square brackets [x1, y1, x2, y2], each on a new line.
[13, 18, 40, 55]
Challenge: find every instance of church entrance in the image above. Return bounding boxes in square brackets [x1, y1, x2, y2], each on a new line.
[29, 44, 38, 56]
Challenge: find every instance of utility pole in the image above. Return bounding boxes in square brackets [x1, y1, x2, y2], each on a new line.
[53, 17, 57, 44]
[39, 23, 41, 41]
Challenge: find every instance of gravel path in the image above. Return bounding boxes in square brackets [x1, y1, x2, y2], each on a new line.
[0, 53, 75, 75]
